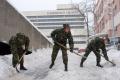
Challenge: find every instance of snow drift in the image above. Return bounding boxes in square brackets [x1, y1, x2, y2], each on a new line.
[0, 48, 120, 80]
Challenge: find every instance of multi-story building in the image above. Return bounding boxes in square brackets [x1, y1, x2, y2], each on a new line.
[94, 0, 120, 37]
[23, 4, 87, 48]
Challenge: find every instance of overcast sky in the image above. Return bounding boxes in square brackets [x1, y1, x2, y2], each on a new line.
[8, 0, 82, 11]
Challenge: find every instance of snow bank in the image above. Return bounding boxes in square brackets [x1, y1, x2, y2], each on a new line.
[0, 48, 120, 80]
[40, 49, 120, 80]
[0, 55, 16, 80]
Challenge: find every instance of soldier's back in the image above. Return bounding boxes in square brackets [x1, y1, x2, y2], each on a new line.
[9, 36, 17, 46]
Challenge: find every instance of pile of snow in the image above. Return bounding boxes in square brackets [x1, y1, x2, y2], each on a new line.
[0, 48, 120, 80]
[0, 55, 15, 80]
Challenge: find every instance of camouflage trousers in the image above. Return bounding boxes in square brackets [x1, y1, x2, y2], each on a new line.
[81, 48, 109, 65]
[51, 44, 68, 65]
[12, 51, 24, 67]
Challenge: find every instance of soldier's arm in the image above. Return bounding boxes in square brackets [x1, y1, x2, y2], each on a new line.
[67, 32, 74, 50]
[11, 43, 18, 54]
[101, 43, 109, 61]
[51, 29, 58, 42]
[101, 45, 107, 54]
[9, 37, 17, 54]
[25, 36, 30, 51]
[100, 40, 107, 54]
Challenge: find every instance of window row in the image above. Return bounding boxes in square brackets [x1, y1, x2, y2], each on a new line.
[27, 15, 83, 18]
[30, 18, 85, 22]
[37, 26, 84, 29]
[33, 22, 84, 25]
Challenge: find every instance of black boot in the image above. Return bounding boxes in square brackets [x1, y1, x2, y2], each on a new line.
[80, 63, 83, 67]
[80, 58, 85, 67]
[64, 64, 68, 71]
[96, 59, 103, 68]
[20, 66, 27, 70]
[49, 62, 54, 69]
[96, 64, 103, 68]
[13, 64, 16, 68]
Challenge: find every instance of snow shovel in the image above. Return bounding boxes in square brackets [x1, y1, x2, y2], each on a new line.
[95, 50, 116, 66]
[55, 42, 87, 58]
[15, 51, 26, 73]
[55, 42, 115, 66]
[99, 53, 116, 66]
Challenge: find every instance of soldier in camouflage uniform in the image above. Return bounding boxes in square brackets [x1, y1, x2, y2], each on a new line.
[9, 33, 30, 70]
[80, 37, 109, 68]
[49, 24, 74, 71]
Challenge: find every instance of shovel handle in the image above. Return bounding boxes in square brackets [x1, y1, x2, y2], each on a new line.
[55, 42, 87, 58]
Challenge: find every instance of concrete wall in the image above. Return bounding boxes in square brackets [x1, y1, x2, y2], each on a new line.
[0, 0, 52, 49]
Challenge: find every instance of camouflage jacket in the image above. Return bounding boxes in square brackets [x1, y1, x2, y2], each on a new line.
[51, 28, 74, 49]
[87, 37, 107, 54]
[9, 34, 30, 54]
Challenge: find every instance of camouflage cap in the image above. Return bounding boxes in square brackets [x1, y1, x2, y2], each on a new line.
[16, 33, 24, 36]
[63, 24, 70, 29]
[95, 37, 104, 44]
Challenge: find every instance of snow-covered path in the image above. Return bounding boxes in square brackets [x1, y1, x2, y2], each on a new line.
[0, 48, 120, 80]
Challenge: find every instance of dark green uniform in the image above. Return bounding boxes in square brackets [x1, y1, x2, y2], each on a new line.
[9, 33, 30, 70]
[50, 28, 74, 70]
[80, 37, 109, 67]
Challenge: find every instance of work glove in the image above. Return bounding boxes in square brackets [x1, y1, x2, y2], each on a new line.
[70, 48, 73, 53]
[53, 38, 57, 43]
[26, 50, 32, 55]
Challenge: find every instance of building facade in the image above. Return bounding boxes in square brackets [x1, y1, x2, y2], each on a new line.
[94, 0, 120, 37]
[23, 4, 87, 48]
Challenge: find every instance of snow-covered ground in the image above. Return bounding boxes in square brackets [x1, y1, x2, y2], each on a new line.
[0, 47, 120, 80]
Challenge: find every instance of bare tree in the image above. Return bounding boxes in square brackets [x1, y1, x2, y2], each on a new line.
[71, 0, 97, 43]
